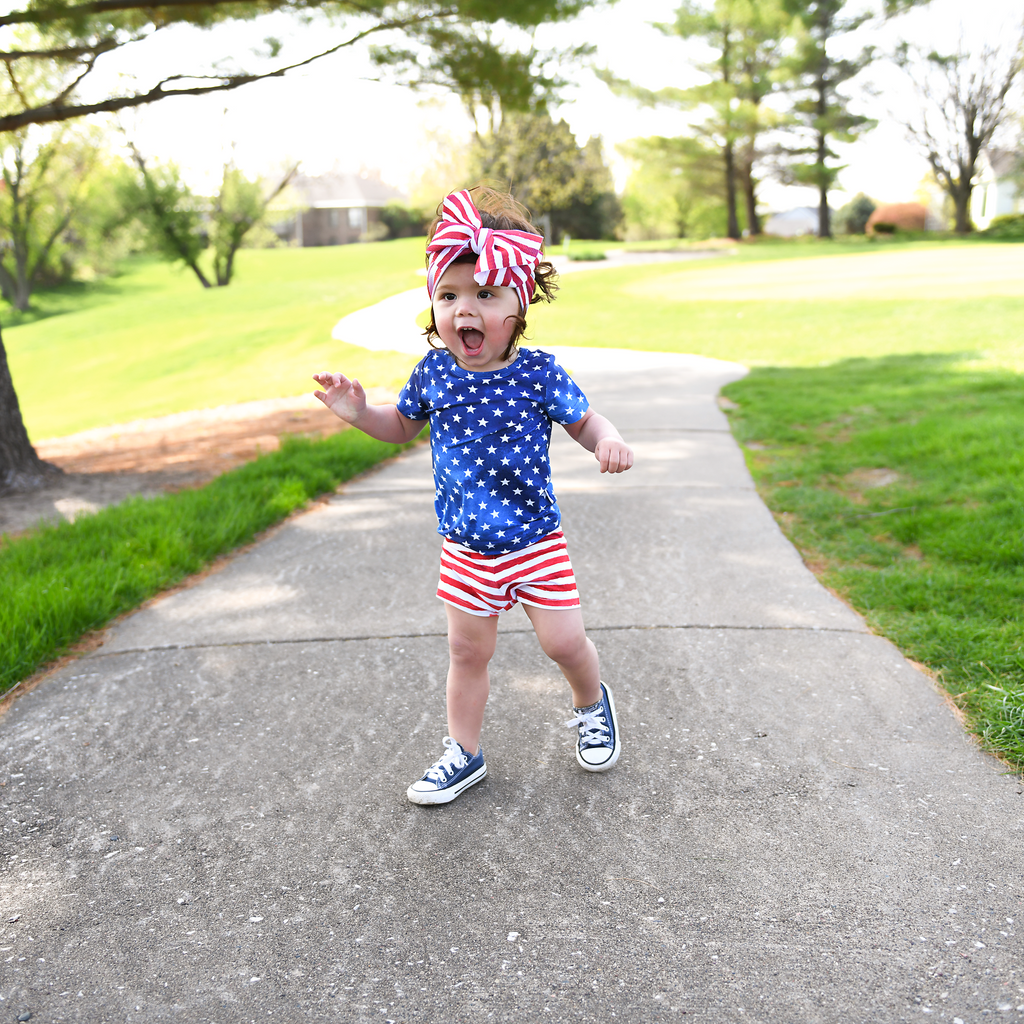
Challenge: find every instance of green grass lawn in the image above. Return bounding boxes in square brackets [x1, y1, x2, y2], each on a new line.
[722, 355, 1024, 769]
[0, 430, 415, 694]
[539, 235, 1024, 769]
[5, 235, 1024, 768]
[529, 238, 1024, 370]
[8, 235, 1021, 440]
[4, 240, 427, 439]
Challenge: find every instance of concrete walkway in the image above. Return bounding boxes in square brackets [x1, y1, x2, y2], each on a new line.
[2, 342, 1023, 1022]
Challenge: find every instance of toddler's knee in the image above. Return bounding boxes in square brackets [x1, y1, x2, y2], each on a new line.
[448, 630, 494, 668]
[541, 630, 590, 668]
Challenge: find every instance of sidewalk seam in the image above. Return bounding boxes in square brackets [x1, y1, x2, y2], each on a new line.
[90, 622, 870, 659]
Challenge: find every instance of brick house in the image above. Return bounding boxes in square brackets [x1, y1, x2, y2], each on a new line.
[276, 171, 407, 246]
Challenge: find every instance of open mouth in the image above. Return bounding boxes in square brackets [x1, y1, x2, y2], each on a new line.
[458, 327, 485, 355]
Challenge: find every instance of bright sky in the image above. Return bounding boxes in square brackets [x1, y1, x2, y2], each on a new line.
[98, 0, 1022, 212]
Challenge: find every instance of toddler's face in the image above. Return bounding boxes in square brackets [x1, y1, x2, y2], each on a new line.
[432, 262, 521, 372]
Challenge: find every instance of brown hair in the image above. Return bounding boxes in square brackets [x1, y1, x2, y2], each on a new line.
[424, 186, 558, 363]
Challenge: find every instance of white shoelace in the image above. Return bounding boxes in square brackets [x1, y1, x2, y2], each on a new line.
[565, 706, 610, 748]
[423, 736, 468, 783]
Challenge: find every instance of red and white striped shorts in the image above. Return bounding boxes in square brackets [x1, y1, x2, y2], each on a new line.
[437, 531, 581, 617]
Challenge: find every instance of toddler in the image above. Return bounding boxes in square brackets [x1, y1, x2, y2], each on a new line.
[313, 187, 633, 805]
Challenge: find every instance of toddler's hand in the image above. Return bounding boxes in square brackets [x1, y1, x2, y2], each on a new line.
[595, 437, 634, 474]
[312, 371, 367, 424]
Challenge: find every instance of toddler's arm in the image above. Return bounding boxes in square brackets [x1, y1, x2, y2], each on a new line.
[564, 409, 634, 474]
[312, 372, 424, 444]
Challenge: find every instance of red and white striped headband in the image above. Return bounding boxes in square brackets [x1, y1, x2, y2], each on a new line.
[426, 190, 544, 313]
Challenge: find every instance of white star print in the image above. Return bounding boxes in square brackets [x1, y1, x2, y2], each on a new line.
[398, 349, 587, 551]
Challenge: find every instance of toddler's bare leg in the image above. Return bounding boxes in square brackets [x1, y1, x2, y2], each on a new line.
[444, 603, 499, 756]
[523, 605, 601, 708]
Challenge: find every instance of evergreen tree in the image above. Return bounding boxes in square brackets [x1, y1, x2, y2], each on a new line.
[833, 192, 876, 234]
[777, 0, 876, 238]
[601, 0, 790, 240]
[473, 114, 619, 241]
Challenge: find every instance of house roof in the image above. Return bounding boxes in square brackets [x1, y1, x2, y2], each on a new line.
[984, 148, 1021, 178]
[292, 172, 406, 209]
[765, 206, 822, 224]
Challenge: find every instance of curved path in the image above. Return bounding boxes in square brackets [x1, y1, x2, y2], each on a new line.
[1, 275, 1022, 1023]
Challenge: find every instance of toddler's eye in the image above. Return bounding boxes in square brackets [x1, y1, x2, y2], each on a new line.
[478, 289, 493, 299]
[441, 291, 456, 301]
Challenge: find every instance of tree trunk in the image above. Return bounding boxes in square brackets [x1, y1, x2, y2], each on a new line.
[724, 139, 741, 240]
[818, 183, 831, 239]
[739, 153, 762, 236]
[953, 186, 973, 234]
[814, 125, 831, 238]
[0, 321, 62, 493]
[13, 275, 32, 312]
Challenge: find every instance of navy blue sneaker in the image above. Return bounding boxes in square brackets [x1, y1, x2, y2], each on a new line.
[566, 682, 621, 772]
[407, 736, 487, 805]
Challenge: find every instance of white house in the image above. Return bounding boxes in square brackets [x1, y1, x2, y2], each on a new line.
[971, 149, 1023, 230]
[763, 206, 832, 237]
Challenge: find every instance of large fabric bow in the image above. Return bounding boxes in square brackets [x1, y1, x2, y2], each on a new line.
[426, 190, 544, 313]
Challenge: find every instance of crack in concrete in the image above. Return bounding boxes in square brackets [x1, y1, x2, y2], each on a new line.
[90, 621, 869, 659]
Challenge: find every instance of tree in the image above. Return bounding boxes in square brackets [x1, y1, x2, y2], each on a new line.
[0, 127, 98, 309]
[833, 191, 875, 234]
[371, 28, 592, 137]
[546, 136, 621, 241]
[1, 0, 605, 491]
[0, 324, 60, 491]
[125, 147, 298, 287]
[895, 37, 1024, 234]
[472, 113, 619, 241]
[0, 39, 119, 309]
[601, 0, 790, 241]
[618, 135, 730, 239]
[0, 126, 129, 492]
[122, 146, 212, 287]
[209, 163, 298, 286]
[776, 0, 877, 238]
[724, 0, 790, 235]
[0, 1, 600, 133]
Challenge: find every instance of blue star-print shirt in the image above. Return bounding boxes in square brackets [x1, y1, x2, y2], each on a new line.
[398, 347, 589, 553]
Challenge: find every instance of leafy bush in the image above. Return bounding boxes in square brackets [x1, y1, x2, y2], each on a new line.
[379, 202, 429, 239]
[983, 213, 1024, 239]
[834, 192, 876, 235]
[872, 222, 897, 234]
